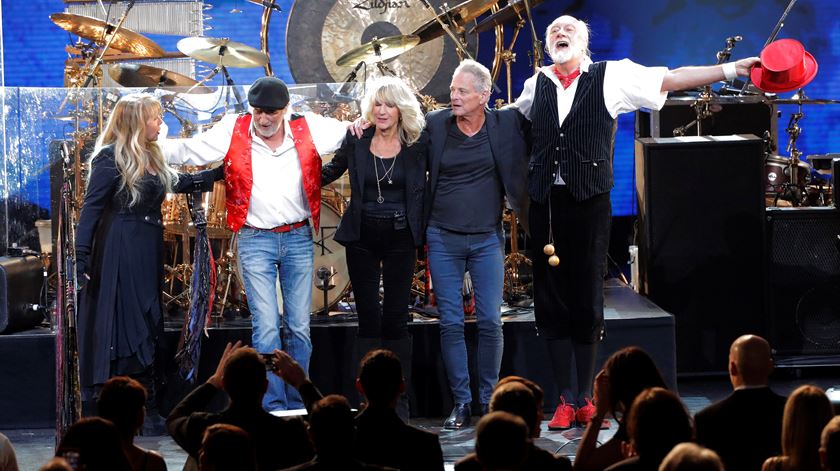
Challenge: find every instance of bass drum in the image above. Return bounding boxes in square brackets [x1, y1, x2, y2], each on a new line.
[285, 0, 479, 102]
[233, 195, 350, 315]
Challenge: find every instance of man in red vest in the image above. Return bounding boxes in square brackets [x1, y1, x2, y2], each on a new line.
[163, 77, 348, 411]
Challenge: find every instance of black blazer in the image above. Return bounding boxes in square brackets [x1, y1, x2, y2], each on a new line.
[322, 128, 428, 247]
[425, 108, 530, 234]
[694, 386, 786, 471]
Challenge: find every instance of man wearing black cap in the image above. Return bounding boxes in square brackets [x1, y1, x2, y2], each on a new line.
[162, 76, 349, 411]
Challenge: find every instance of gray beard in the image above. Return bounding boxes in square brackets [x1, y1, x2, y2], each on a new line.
[550, 48, 575, 65]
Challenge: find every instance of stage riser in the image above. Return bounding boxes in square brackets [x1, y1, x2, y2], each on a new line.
[0, 311, 674, 428]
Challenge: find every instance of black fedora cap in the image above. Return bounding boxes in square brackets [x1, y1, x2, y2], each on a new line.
[248, 76, 290, 110]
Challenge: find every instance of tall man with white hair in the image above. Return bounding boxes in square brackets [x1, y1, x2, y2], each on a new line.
[511, 15, 760, 429]
[162, 77, 348, 412]
[425, 60, 529, 429]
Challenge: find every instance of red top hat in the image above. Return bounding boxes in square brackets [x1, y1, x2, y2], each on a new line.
[750, 38, 818, 93]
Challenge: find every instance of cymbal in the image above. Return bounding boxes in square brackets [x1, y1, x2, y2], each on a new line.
[469, 0, 548, 35]
[412, 0, 498, 44]
[108, 64, 213, 93]
[50, 13, 164, 57]
[772, 98, 840, 105]
[336, 35, 420, 67]
[177, 37, 268, 68]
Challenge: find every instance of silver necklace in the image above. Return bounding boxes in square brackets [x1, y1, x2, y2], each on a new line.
[372, 153, 398, 204]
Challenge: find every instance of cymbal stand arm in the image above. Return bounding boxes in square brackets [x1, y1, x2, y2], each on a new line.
[220, 65, 246, 113]
[418, 0, 501, 93]
[81, 0, 136, 88]
[785, 97, 805, 184]
[521, 0, 543, 71]
[740, 0, 798, 94]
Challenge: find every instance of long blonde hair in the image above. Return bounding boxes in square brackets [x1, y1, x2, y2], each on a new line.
[92, 93, 178, 207]
[780, 384, 833, 470]
[361, 76, 425, 146]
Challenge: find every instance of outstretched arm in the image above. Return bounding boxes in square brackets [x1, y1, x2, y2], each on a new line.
[661, 57, 759, 92]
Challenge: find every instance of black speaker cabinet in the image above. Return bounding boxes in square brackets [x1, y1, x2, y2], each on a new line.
[765, 207, 840, 361]
[635, 96, 776, 140]
[0, 255, 45, 333]
[635, 135, 766, 372]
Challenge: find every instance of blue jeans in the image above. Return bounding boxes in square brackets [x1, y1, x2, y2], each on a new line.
[237, 225, 313, 411]
[426, 226, 505, 405]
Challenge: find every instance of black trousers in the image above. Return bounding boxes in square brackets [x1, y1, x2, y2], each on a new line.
[528, 186, 611, 343]
[345, 214, 417, 340]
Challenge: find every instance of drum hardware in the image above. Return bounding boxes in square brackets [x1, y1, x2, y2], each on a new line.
[315, 266, 338, 315]
[336, 35, 420, 67]
[251, 0, 281, 75]
[285, 1, 479, 102]
[107, 63, 213, 94]
[740, 0, 798, 94]
[503, 209, 532, 304]
[50, 12, 165, 58]
[673, 35, 743, 136]
[176, 36, 269, 69]
[771, 98, 840, 105]
[178, 37, 267, 111]
[413, 0, 496, 45]
[415, 0, 496, 93]
[469, 0, 547, 35]
[52, 8, 163, 89]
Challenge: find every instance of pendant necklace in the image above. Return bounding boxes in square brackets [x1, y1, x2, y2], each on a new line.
[373, 153, 398, 204]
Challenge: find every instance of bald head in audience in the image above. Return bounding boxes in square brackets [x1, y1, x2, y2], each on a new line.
[821, 416, 840, 471]
[729, 335, 774, 388]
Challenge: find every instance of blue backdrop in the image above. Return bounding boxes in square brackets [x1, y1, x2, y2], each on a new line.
[3, 0, 839, 216]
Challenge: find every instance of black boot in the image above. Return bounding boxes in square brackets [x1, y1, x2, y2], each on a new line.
[135, 369, 167, 436]
[545, 338, 575, 402]
[382, 335, 413, 422]
[573, 341, 599, 404]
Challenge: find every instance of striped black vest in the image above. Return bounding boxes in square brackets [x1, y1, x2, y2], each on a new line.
[528, 61, 617, 203]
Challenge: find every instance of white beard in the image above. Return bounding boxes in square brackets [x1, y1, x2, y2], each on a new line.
[254, 120, 282, 138]
[550, 46, 575, 65]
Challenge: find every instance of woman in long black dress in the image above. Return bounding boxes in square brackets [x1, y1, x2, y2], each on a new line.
[75, 93, 219, 421]
[321, 76, 427, 419]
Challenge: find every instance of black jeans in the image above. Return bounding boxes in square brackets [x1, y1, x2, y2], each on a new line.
[345, 213, 417, 339]
[529, 186, 611, 343]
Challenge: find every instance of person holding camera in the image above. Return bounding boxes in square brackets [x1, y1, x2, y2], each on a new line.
[321, 76, 428, 420]
[166, 341, 314, 471]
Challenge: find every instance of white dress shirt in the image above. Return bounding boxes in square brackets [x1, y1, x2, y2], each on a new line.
[162, 112, 347, 229]
[512, 57, 668, 184]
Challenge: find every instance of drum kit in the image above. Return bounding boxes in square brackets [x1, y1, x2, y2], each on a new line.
[763, 94, 840, 208]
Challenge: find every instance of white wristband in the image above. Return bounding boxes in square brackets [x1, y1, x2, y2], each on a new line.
[722, 62, 738, 81]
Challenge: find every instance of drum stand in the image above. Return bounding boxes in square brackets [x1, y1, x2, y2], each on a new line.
[776, 93, 809, 206]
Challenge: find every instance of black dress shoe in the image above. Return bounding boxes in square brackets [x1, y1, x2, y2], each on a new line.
[479, 403, 490, 416]
[443, 403, 471, 430]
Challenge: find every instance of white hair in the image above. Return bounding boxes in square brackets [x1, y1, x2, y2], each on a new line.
[545, 15, 591, 58]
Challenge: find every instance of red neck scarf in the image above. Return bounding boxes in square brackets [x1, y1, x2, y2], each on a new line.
[552, 66, 581, 89]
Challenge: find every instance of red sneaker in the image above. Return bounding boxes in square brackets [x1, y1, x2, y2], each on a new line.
[547, 397, 576, 430]
[576, 398, 609, 429]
